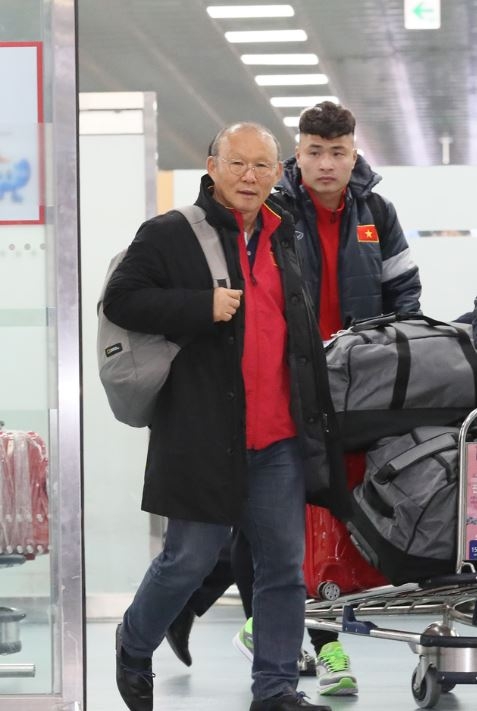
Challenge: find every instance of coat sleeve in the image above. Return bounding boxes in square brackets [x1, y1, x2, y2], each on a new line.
[103, 215, 216, 339]
[377, 197, 422, 314]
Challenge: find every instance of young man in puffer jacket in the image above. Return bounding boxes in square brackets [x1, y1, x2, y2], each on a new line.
[232, 101, 421, 698]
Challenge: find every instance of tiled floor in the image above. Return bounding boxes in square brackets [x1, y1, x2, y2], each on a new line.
[86, 602, 477, 711]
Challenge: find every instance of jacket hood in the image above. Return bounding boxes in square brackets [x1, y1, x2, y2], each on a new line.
[276, 153, 382, 203]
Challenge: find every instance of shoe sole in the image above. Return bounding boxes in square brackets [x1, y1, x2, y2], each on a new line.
[319, 677, 358, 696]
[165, 629, 192, 667]
[232, 632, 254, 662]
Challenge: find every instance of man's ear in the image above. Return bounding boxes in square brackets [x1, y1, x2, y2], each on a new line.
[206, 155, 216, 179]
[295, 144, 301, 168]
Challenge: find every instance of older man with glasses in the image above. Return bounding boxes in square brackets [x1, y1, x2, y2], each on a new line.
[104, 121, 337, 711]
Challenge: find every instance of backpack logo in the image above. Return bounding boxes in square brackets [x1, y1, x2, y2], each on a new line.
[357, 224, 379, 243]
[105, 343, 123, 358]
[294, 230, 304, 240]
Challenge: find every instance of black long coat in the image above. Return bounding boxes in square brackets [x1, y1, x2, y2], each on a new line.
[103, 175, 348, 524]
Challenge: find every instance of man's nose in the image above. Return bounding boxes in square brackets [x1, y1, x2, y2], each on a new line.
[319, 154, 334, 169]
[242, 165, 258, 180]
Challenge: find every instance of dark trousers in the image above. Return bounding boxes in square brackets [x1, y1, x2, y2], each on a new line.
[187, 528, 254, 618]
[123, 438, 307, 699]
[186, 528, 336, 654]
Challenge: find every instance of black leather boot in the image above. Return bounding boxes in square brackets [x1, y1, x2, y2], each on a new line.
[165, 605, 195, 666]
[116, 624, 154, 711]
[250, 693, 331, 711]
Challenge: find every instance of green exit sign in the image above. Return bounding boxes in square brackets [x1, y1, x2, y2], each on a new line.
[404, 0, 441, 29]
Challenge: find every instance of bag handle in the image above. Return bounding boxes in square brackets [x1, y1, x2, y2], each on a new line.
[362, 430, 458, 516]
[351, 311, 465, 332]
[350, 311, 417, 331]
[373, 432, 458, 484]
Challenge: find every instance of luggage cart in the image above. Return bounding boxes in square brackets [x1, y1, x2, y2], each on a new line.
[305, 407, 477, 708]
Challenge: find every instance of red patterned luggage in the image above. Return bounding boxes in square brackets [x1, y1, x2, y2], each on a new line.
[0, 430, 49, 558]
[304, 452, 387, 600]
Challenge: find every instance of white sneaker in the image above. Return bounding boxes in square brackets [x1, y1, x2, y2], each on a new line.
[316, 641, 358, 695]
[232, 617, 254, 662]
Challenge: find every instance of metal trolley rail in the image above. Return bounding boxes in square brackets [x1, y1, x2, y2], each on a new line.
[305, 408, 477, 708]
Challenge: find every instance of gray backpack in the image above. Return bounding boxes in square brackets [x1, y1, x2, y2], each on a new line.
[97, 205, 230, 427]
[347, 426, 460, 585]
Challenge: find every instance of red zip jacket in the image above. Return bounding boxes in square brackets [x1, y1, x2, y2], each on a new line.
[233, 204, 297, 450]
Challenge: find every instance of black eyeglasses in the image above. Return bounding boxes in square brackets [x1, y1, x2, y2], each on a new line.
[216, 157, 277, 178]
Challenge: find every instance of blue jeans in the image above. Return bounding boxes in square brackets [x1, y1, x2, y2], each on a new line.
[121, 437, 306, 700]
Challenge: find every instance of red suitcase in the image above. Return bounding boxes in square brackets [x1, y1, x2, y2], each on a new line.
[0, 430, 49, 558]
[304, 452, 388, 600]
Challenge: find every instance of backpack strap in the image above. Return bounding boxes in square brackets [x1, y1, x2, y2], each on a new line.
[366, 192, 387, 239]
[175, 205, 231, 288]
[97, 249, 127, 314]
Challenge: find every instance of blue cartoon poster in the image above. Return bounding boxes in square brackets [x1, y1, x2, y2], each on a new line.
[0, 42, 43, 224]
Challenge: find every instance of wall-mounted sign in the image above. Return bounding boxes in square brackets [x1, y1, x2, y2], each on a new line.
[0, 42, 44, 225]
[404, 0, 441, 30]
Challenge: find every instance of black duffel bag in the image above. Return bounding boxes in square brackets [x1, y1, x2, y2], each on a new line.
[325, 312, 477, 450]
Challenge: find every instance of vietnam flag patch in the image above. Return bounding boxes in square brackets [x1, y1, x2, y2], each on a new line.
[357, 224, 379, 242]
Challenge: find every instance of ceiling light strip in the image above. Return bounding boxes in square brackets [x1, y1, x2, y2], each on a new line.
[207, 5, 295, 18]
[283, 116, 300, 127]
[225, 30, 307, 43]
[241, 54, 318, 65]
[255, 73, 328, 86]
[271, 95, 338, 107]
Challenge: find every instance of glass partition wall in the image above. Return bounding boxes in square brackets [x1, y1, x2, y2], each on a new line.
[0, 1, 84, 709]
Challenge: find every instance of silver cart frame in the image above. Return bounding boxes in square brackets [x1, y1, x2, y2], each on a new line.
[305, 408, 477, 708]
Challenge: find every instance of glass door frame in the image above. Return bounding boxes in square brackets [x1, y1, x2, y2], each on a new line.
[2, 0, 85, 707]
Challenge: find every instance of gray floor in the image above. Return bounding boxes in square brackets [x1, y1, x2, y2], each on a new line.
[86, 602, 477, 711]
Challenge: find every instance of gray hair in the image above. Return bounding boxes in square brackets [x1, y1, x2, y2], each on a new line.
[209, 122, 281, 160]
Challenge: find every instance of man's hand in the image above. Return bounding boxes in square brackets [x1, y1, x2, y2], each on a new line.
[213, 288, 243, 322]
